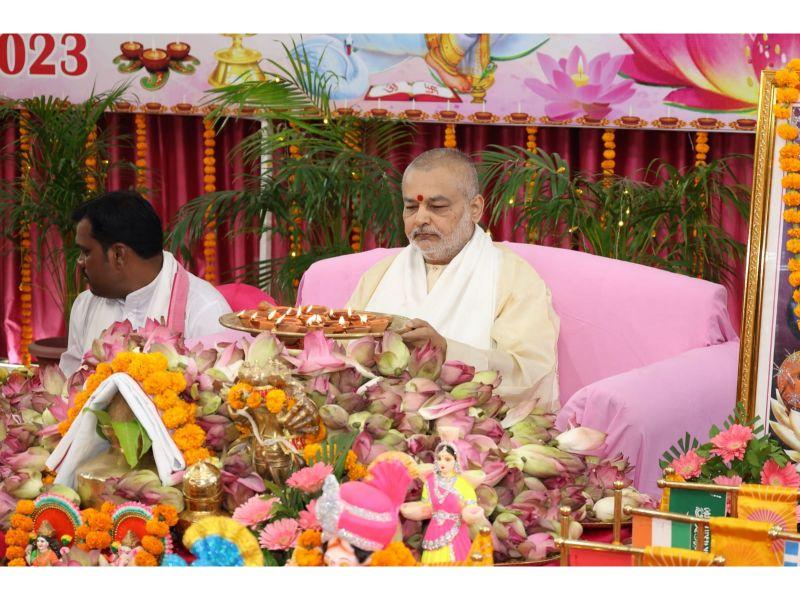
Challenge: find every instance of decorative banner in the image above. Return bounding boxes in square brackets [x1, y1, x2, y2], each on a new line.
[1, 33, 799, 132]
[667, 488, 727, 551]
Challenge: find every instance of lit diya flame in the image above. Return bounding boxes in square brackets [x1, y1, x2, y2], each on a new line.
[347, 307, 353, 318]
[285, 307, 294, 316]
[359, 314, 368, 325]
[328, 309, 336, 319]
[267, 309, 277, 319]
[236, 310, 246, 318]
[338, 316, 346, 327]
[275, 314, 286, 325]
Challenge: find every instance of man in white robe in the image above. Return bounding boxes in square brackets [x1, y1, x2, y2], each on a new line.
[59, 191, 231, 377]
[347, 148, 560, 411]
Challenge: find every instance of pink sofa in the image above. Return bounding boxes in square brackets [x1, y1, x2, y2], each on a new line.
[296, 243, 740, 496]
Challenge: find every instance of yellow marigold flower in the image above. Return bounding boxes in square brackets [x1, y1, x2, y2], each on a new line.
[790, 271, 800, 287]
[145, 519, 170, 537]
[776, 105, 791, 119]
[8, 558, 27, 566]
[785, 191, 800, 207]
[163, 401, 193, 429]
[788, 239, 800, 254]
[168, 372, 186, 393]
[601, 132, 615, 142]
[147, 353, 168, 372]
[297, 529, 322, 549]
[776, 69, 800, 88]
[265, 388, 287, 414]
[778, 87, 800, 103]
[794, 304, 800, 318]
[695, 143, 710, 154]
[142, 535, 164, 555]
[347, 462, 367, 481]
[778, 123, 799, 141]
[111, 351, 135, 373]
[183, 447, 211, 466]
[135, 550, 158, 566]
[785, 173, 800, 190]
[5, 546, 25, 561]
[788, 59, 800, 72]
[369, 542, 417, 566]
[84, 373, 104, 394]
[143, 371, 172, 395]
[782, 144, 800, 159]
[95, 363, 114, 379]
[4, 529, 30, 547]
[345, 450, 358, 470]
[173, 423, 206, 451]
[600, 159, 615, 170]
[785, 209, 800, 224]
[153, 389, 180, 411]
[246, 391, 263, 410]
[293, 546, 324, 566]
[789, 258, 800, 272]
[789, 227, 800, 238]
[303, 443, 322, 464]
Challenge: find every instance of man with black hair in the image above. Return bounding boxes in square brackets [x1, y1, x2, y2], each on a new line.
[59, 190, 231, 376]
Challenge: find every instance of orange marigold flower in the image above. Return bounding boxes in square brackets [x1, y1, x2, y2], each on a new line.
[111, 351, 136, 373]
[163, 401, 193, 429]
[794, 289, 800, 304]
[789, 239, 800, 255]
[184, 447, 211, 466]
[5, 546, 25, 561]
[227, 382, 252, 410]
[369, 541, 417, 566]
[347, 462, 368, 481]
[778, 123, 799, 141]
[297, 529, 322, 549]
[134, 550, 158, 566]
[246, 391, 263, 410]
[776, 69, 800, 88]
[142, 371, 172, 395]
[777, 105, 792, 119]
[145, 519, 170, 537]
[785, 173, 800, 190]
[789, 228, 800, 238]
[790, 271, 800, 287]
[778, 87, 800, 103]
[303, 443, 322, 465]
[141, 535, 164, 555]
[173, 423, 206, 451]
[794, 304, 800, 318]
[782, 144, 800, 159]
[16, 500, 35, 515]
[785, 209, 800, 224]
[265, 388, 287, 414]
[153, 389, 180, 411]
[10, 514, 34, 531]
[152, 504, 179, 526]
[788, 59, 800, 72]
[786, 191, 800, 206]
[85, 531, 112, 550]
[5, 529, 31, 547]
[168, 371, 187, 393]
[86, 511, 112, 531]
[305, 421, 327, 444]
[293, 546, 324, 566]
[100, 501, 116, 515]
[8, 558, 27, 567]
[345, 450, 358, 470]
[790, 258, 800, 272]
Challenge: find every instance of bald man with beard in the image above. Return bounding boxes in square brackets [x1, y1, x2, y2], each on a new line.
[347, 148, 560, 411]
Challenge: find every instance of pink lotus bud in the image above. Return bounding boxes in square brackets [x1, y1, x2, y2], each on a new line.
[365, 414, 392, 438]
[346, 336, 377, 367]
[439, 361, 475, 388]
[319, 405, 350, 430]
[476, 484, 499, 515]
[376, 331, 411, 376]
[408, 342, 444, 380]
[555, 426, 607, 455]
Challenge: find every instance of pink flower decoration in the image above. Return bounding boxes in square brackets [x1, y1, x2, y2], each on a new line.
[670, 449, 706, 479]
[760, 460, 800, 488]
[709, 424, 753, 463]
[298, 499, 321, 531]
[258, 518, 299, 551]
[232, 495, 278, 527]
[286, 462, 334, 494]
[712, 474, 743, 487]
[285, 330, 345, 375]
[524, 45, 635, 121]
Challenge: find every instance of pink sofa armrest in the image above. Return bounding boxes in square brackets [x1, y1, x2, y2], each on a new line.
[555, 341, 740, 497]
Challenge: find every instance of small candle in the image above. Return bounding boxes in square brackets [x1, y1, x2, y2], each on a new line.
[338, 316, 346, 327]
[297, 305, 304, 315]
[182, 94, 186, 104]
[329, 309, 336, 319]
[482, 101, 486, 113]
[377, 98, 382, 109]
[359, 314, 368, 325]
[285, 307, 294, 316]
[151, 37, 156, 51]
[412, 98, 416, 110]
[517, 101, 521, 114]
[347, 307, 353, 318]
[446, 99, 451, 112]
[306, 316, 315, 326]
[667, 106, 672, 118]
[237, 310, 245, 317]
[628, 105, 633, 117]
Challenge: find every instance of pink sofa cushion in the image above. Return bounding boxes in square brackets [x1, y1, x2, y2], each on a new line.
[216, 283, 276, 312]
[297, 243, 738, 401]
[556, 340, 740, 496]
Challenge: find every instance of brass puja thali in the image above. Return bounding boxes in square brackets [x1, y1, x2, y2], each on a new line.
[219, 303, 409, 344]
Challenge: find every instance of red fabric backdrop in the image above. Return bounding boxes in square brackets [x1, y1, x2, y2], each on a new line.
[0, 116, 753, 361]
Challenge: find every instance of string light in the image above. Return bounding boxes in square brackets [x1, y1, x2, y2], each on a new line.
[202, 119, 218, 285]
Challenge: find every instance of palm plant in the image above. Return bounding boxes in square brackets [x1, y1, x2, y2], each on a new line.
[168, 41, 413, 302]
[478, 146, 750, 287]
[0, 83, 134, 330]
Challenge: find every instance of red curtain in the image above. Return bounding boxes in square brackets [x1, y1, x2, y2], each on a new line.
[1, 117, 753, 361]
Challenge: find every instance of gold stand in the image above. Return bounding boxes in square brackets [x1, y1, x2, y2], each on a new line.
[208, 34, 266, 88]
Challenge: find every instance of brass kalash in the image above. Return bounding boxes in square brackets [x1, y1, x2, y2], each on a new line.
[225, 359, 320, 485]
[208, 34, 266, 88]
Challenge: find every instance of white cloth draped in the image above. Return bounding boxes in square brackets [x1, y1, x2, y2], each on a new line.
[45, 373, 186, 488]
[366, 226, 500, 349]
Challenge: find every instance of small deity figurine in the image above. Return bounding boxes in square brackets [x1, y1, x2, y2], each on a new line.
[400, 441, 485, 564]
[25, 521, 70, 567]
[98, 531, 141, 567]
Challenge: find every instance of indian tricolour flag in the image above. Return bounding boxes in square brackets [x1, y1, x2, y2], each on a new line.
[632, 515, 682, 547]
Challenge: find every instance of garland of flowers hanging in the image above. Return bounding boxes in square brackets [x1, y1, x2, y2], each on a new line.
[694, 131, 710, 167]
[525, 126, 538, 243]
[135, 504, 178, 566]
[444, 123, 457, 149]
[202, 119, 219, 285]
[345, 123, 363, 252]
[75, 503, 114, 552]
[85, 126, 98, 193]
[134, 113, 147, 193]
[775, 59, 800, 332]
[288, 139, 303, 287]
[18, 109, 33, 366]
[4, 500, 35, 566]
[57, 351, 212, 466]
[601, 129, 616, 188]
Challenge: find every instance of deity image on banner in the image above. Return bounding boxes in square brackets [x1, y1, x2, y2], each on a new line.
[290, 34, 548, 104]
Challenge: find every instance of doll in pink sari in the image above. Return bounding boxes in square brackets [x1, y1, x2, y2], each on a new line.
[401, 442, 484, 564]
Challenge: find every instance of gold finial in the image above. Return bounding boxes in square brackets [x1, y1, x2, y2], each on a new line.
[471, 552, 483, 562]
[559, 505, 572, 517]
[613, 480, 626, 491]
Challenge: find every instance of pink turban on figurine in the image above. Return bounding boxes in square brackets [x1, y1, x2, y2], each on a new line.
[316, 459, 412, 552]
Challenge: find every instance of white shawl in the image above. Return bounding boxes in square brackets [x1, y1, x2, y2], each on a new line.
[366, 226, 500, 349]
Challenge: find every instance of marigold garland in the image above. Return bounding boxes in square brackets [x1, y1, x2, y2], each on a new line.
[601, 129, 616, 187]
[778, 59, 800, 333]
[694, 131, 710, 167]
[202, 119, 218, 285]
[135, 503, 178, 566]
[134, 113, 147, 193]
[18, 109, 33, 366]
[57, 351, 209, 465]
[85, 126, 98, 192]
[525, 126, 539, 243]
[4, 500, 35, 566]
[444, 123, 457, 149]
[369, 541, 417, 566]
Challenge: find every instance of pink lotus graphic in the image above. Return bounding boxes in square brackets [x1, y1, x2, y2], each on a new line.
[620, 34, 800, 112]
[524, 46, 635, 120]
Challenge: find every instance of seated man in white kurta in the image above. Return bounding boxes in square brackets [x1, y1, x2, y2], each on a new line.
[347, 148, 560, 410]
[59, 191, 231, 377]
